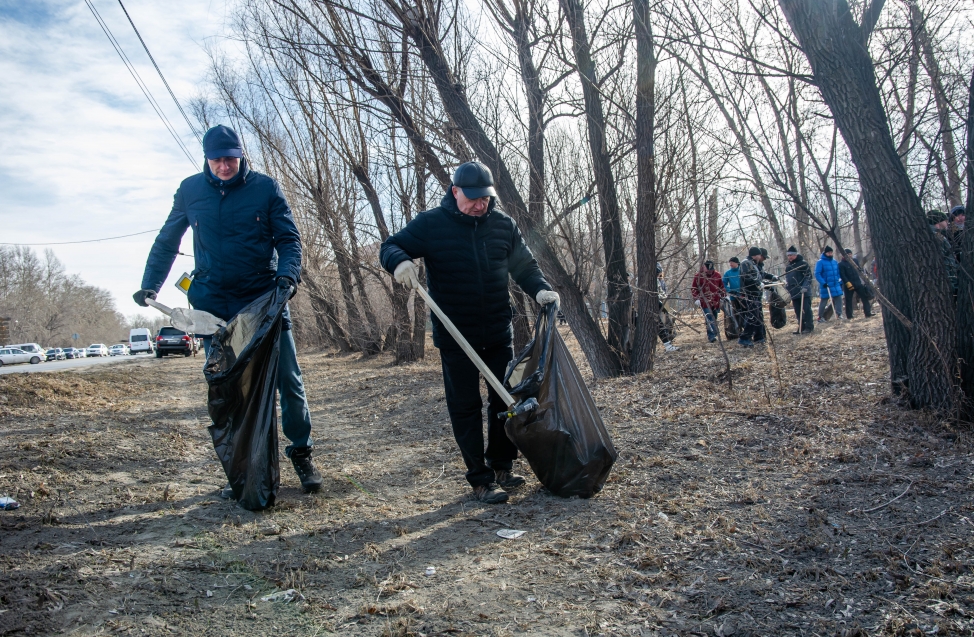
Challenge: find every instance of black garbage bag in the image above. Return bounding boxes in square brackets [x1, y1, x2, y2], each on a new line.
[768, 288, 788, 329]
[503, 304, 617, 498]
[204, 287, 289, 511]
[722, 296, 741, 339]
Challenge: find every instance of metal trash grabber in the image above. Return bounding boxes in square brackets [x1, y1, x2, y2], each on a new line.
[145, 298, 227, 336]
[413, 285, 538, 420]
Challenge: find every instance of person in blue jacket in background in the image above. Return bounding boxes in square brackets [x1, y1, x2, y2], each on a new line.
[814, 246, 844, 322]
[132, 125, 322, 496]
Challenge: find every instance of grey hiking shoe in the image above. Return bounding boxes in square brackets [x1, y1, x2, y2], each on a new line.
[494, 469, 526, 489]
[473, 482, 509, 504]
[289, 447, 323, 493]
[218, 484, 236, 500]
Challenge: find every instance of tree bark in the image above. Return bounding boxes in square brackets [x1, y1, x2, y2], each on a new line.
[958, 69, 974, 403]
[630, 0, 659, 375]
[777, 0, 957, 409]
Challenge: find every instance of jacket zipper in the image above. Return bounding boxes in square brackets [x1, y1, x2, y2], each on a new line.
[472, 219, 486, 344]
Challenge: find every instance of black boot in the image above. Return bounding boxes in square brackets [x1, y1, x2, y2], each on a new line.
[289, 447, 323, 493]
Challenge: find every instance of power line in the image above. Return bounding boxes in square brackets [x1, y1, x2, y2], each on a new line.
[83, 0, 198, 168]
[116, 0, 203, 145]
[0, 230, 158, 246]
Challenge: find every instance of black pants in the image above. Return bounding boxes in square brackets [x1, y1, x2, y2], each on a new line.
[844, 284, 873, 318]
[792, 293, 814, 332]
[739, 296, 765, 342]
[439, 343, 517, 487]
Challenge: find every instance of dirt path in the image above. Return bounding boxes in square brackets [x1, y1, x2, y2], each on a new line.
[1, 317, 972, 636]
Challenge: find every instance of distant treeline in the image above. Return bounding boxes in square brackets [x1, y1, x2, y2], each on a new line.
[0, 246, 154, 348]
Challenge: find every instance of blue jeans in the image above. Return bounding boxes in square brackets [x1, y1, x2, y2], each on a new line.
[702, 307, 719, 341]
[203, 329, 313, 457]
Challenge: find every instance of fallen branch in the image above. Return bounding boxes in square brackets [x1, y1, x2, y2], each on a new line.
[849, 481, 913, 514]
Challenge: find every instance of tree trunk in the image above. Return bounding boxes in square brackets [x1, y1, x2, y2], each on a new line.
[912, 2, 962, 207]
[511, 285, 532, 353]
[560, 0, 633, 367]
[630, 0, 659, 375]
[777, 0, 957, 410]
[958, 69, 974, 403]
[412, 262, 427, 359]
[398, 4, 624, 377]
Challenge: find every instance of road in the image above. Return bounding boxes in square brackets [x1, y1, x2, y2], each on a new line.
[0, 353, 165, 375]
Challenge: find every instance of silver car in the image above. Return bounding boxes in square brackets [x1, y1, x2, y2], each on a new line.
[0, 347, 42, 366]
[87, 344, 109, 357]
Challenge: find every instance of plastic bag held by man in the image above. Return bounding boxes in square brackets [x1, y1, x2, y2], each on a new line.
[204, 287, 289, 511]
[503, 304, 617, 498]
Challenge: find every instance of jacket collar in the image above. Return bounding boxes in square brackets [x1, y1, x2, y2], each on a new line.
[820, 253, 833, 260]
[440, 187, 496, 225]
[204, 157, 250, 189]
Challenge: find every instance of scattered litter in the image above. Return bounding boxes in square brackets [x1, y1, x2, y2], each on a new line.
[205, 590, 213, 598]
[0, 496, 19, 511]
[260, 589, 304, 603]
[497, 529, 526, 539]
[527, 596, 537, 602]
[424, 566, 436, 576]
[243, 585, 253, 591]
[657, 512, 669, 522]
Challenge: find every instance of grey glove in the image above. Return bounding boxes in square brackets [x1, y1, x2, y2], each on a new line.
[393, 260, 420, 289]
[536, 290, 560, 305]
[276, 276, 297, 299]
[133, 289, 157, 307]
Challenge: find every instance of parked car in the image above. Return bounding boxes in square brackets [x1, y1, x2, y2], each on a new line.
[64, 348, 83, 359]
[4, 343, 45, 358]
[155, 327, 195, 357]
[45, 348, 65, 361]
[0, 347, 42, 366]
[109, 344, 130, 356]
[87, 344, 109, 357]
[74, 347, 86, 358]
[129, 328, 154, 354]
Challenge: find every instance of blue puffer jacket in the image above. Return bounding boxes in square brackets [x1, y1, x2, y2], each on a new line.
[814, 253, 844, 298]
[140, 159, 302, 323]
[380, 189, 551, 349]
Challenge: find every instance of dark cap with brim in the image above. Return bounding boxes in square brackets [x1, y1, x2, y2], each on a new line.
[452, 161, 497, 199]
[203, 125, 244, 160]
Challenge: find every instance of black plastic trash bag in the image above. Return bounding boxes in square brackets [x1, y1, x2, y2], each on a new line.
[503, 304, 617, 498]
[722, 296, 741, 339]
[204, 287, 289, 511]
[768, 288, 788, 329]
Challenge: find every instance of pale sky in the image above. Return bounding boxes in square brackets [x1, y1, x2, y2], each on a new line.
[0, 0, 235, 318]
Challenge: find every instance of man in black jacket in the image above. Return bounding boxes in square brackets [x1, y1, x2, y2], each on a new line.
[737, 247, 767, 347]
[785, 246, 814, 333]
[838, 249, 873, 319]
[380, 162, 556, 504]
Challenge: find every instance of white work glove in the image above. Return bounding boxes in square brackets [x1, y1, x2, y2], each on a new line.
[393, 260, 420, 290]
[694, 299, 701, 308]
[536, 290, 560, 306]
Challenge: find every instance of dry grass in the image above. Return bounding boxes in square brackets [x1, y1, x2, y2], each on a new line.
[0, 314, 972, 636]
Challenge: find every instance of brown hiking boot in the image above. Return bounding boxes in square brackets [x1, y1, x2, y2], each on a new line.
[494, 469, 526, 489]
[289, 447, 323, 493]
[472, 482, 509, 504]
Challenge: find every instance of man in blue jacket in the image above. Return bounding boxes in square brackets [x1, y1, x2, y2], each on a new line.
[133, 125, 322, 495]
[380, 162, 557, 504]
[814, 246, 844, 322]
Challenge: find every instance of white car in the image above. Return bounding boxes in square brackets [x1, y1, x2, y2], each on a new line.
[0, 347, 42, 366]
[87, 344, 109, 357]
[109, 344, 130, 356]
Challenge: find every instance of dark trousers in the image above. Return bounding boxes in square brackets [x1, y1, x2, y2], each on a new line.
[739, 296, 765, 342]
[844, 284, 873, 318]
[792, 292, 814, 332]
[439, 343, 517, 487]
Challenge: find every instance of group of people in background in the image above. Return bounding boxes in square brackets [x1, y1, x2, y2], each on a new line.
[928, 206, 965, 298]
[682, 243, 879, 349]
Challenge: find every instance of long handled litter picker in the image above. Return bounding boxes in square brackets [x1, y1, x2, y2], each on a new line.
[145, 298, 227, 336]
[413, 285, 538, 420]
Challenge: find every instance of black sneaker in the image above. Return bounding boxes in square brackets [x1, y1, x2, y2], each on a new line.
[289, 447, 323, 493]
[218, 484, 236, 500]
[472, 482, 508, 504]
[494, 469, 526, 489]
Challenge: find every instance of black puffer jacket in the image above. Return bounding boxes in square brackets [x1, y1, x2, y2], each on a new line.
[785, 255, 812, 298]
[379, 190, 551, 349]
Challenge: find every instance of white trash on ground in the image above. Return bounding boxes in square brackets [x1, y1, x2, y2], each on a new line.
[497, 529, 526, 539]
[260, 589, 304, 603]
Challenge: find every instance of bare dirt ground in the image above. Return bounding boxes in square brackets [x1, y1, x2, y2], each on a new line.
[1, 314, 972, 636]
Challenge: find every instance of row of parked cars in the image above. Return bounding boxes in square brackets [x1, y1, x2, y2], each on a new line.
[0, 327, 201, 367]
